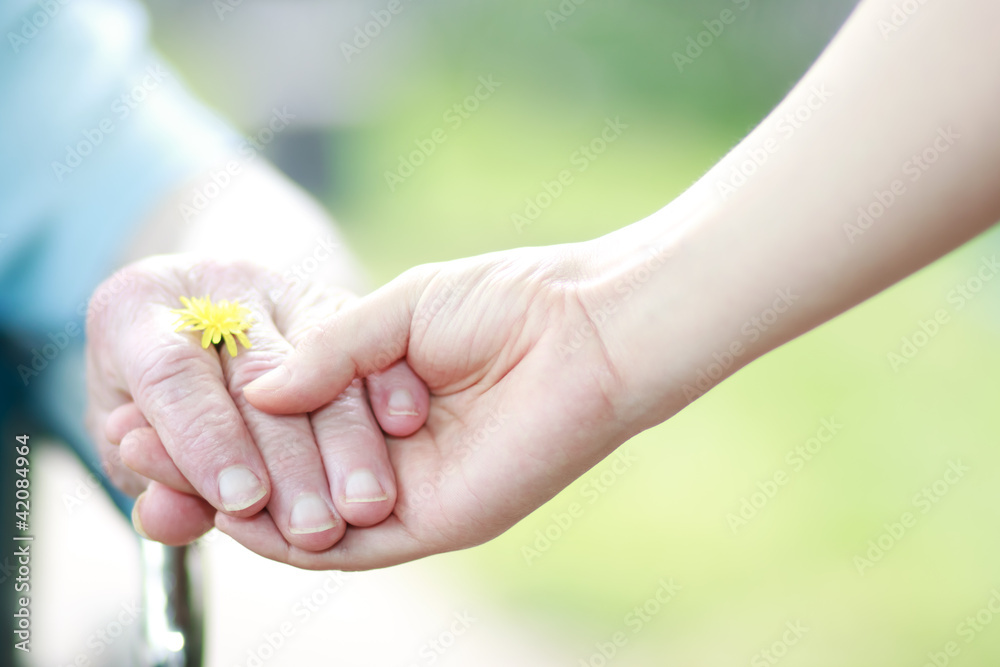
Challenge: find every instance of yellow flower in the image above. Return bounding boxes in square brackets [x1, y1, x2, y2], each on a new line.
[171, 295, 254, 357]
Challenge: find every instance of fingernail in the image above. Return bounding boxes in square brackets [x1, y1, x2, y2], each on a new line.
[132, 493, 151, 540]
[218, 466, 267, 512]
[246, 365, 290, 394]
[289, 493, 338, 535]
[345, 469, 388, 503]
[387, 388, 418, 416]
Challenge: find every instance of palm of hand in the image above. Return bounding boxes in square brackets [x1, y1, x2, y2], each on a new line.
[225, 249, 629, 569]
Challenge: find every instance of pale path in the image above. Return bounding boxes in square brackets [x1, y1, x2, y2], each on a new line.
[28, 444, 585, 667]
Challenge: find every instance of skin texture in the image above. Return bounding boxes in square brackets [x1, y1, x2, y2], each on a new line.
[118, 245, 637, 566]
[122, 0, 1000, 567]
[231, 247, 635, 568]
[86, 255, 430, 548]
[85, 163, 430, 547]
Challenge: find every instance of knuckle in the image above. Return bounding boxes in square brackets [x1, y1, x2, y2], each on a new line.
[312, 407, 383, 457]
[132, 342, 214, 403]
[168, 409, 246, 473]
[265, 445, 321, 484]
[224, 350, 288, 396]
[131, 345, 247, 466]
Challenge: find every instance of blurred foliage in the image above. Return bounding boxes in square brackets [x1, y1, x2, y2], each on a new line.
[327, 0, 860, 278]
[332, 3, 1000, 662]
[156, 1, 1000, 664]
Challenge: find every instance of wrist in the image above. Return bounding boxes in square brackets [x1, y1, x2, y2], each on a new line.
[577, 184, 788, 431]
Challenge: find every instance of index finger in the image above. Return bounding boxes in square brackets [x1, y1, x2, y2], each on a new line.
[244, 265, 429, 414]
[115, 301, 270, 517]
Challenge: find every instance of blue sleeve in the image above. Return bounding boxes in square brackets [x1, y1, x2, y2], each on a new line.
[1, 0, 246, 516]
[0, 0, 238, 335]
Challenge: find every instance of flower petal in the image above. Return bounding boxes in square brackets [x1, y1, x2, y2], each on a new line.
[222, 332, 237, 357]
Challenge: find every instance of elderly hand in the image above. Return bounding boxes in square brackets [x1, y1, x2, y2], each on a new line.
[85, 254, 429, 550]
[211, 242, 645, 569]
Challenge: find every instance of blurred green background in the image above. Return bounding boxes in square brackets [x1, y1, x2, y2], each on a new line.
[153, 0, 1000, 664]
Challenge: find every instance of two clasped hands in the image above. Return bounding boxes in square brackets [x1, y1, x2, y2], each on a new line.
[87, 220, 688, 571]
[86, 0, 1000, 572]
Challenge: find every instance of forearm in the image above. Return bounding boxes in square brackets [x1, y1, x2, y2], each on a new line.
[594, 0, 1000, 429]
[121, 159, 367, 294]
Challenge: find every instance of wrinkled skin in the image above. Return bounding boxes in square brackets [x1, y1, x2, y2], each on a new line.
[85, 255, 429, 550]
[213, 245, 638, 570]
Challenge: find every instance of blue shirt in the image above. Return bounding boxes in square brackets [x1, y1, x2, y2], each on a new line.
[0, 0, 238, 513]
[0, 0, 235, 335]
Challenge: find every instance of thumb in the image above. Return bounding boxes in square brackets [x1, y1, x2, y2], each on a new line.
[244, 269, 425, 414]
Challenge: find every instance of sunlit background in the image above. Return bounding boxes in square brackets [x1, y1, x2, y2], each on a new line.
[25, 0, 1000, 665]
